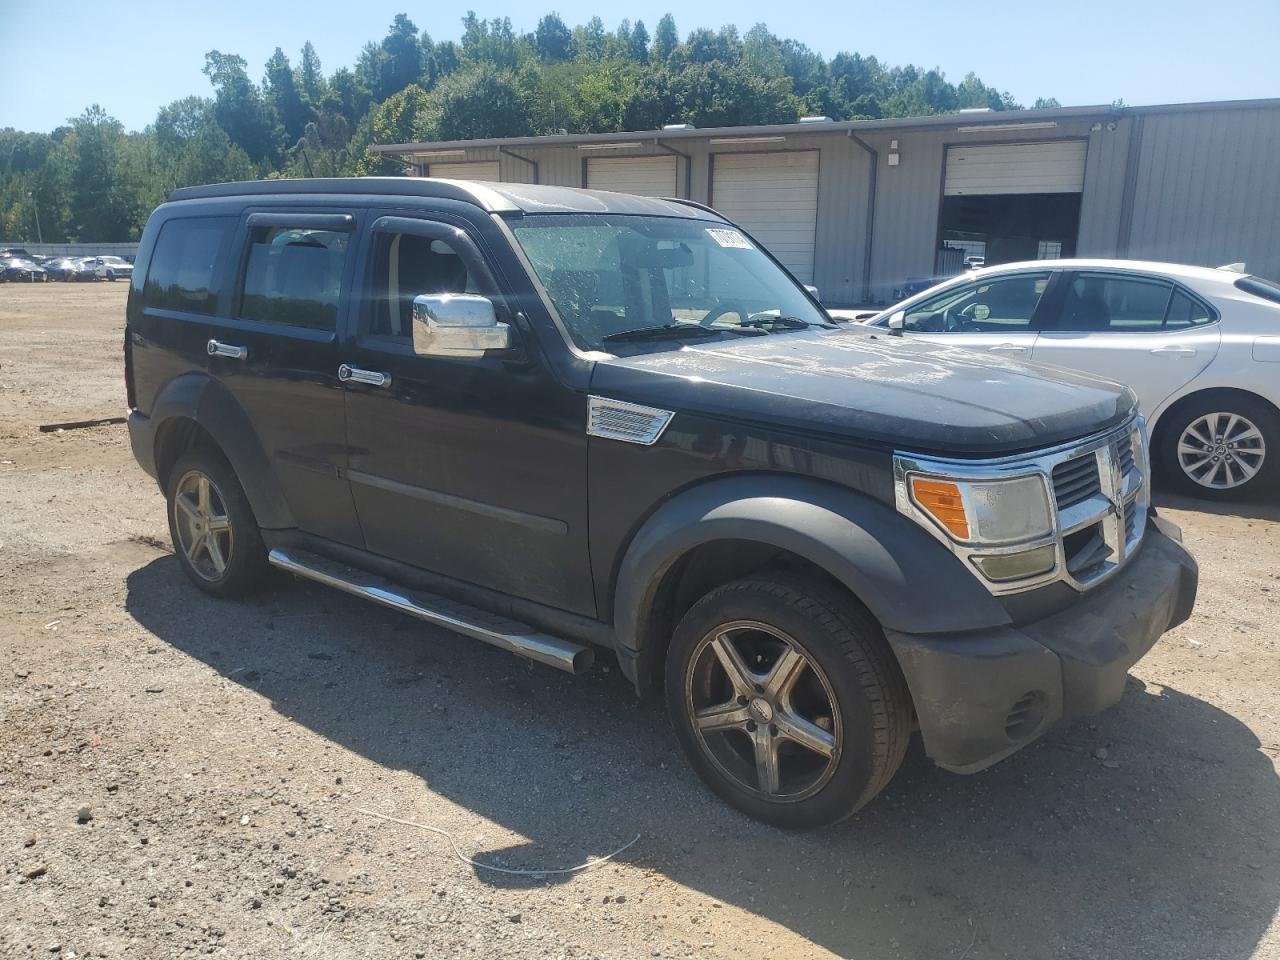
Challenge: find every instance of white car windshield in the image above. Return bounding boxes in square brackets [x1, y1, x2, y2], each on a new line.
[509, 214, 828, 351]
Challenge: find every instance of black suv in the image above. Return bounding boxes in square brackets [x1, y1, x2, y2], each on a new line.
[125, 178, 1197, 827]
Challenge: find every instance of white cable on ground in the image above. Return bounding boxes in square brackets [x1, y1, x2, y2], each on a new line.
[357, 807, 641, 877]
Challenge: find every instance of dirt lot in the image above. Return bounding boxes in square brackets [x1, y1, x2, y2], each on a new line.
[1, 282, 1278, 960]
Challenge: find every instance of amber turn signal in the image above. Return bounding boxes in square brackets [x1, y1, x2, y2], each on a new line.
[910, 477, 970, 540]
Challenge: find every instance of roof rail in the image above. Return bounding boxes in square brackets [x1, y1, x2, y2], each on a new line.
[658, 196, 724, 219]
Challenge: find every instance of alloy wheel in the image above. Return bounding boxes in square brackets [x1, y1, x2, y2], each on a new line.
[172, 469, 235, 581]
[684, 620, 842, 802]
[1177, 412, 1266, 490]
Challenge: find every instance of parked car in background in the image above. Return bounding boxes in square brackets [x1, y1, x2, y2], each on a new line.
[0, 247, 33, 260]
[1, 257, 49, 282]
[964, 255, 986, 270]
[84, 255, 134, 280]
[891, 276, 948, 300]
[45, 257, 95, 281]
[868, 260, 1280, 499]
[124, 179, 1198, 827]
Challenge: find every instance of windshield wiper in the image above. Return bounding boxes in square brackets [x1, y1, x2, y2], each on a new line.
[738, 315, 834, 330]
[601, 323, 763, 343]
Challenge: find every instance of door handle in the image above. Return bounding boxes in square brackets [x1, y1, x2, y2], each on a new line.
[207, 339, 247, 360]
[989, 343, 1026, 354]
[1150, 346, 1196, 357]
[338, 364, 392, 388]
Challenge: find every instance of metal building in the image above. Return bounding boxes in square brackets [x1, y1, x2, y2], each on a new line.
[372, 97, 1280, 307]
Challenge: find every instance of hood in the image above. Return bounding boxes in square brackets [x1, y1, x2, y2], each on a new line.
[590, 326, 1136, 456]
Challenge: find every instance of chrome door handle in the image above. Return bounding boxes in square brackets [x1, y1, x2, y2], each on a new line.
[1150, 346, 1196, 357]
[989, 343, 1026, 354]
[207, 339, 248, 360]
[338, 364, 392, 388]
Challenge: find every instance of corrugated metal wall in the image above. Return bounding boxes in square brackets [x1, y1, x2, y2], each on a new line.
[1122, 104, 1280, 280]
[398, 101, 1280, 305]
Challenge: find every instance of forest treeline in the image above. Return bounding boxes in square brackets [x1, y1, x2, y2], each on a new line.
[0, 12, 1059, 242]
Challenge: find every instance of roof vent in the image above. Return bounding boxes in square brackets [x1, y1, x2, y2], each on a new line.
[799, 116, 833, 123]
[662, 123, 696, 131]
[956, 107, 993, 114]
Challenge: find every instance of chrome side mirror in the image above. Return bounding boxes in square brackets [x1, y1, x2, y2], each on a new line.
[887, 310, 905, 336]
[804, 284, 821, 303]
[411, 293, 512, 358]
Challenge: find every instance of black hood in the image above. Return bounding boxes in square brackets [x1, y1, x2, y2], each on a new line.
[589, 326, 1136, 456]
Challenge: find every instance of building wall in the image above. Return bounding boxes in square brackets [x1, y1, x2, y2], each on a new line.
[1121, 103, 1280, 280]
[399, 101, 1280, 306]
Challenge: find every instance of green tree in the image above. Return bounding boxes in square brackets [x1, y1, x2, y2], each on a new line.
[652, 14, 679, 61]
[66, 106, 138, 240]
[379, 14, 426, 98]
[433, 64, 532, 140]
[535, 13, 575, 61]
[573, 17, 607, 60]
[264, 48, 312, 143]
[328, 67, 372, 126]
[297, 42, 325, 104]
[461, 12, 519, 70]
[202, 50, 280, 163]
[628, 21, 650, 62]
[1033, 96, 1062, 109]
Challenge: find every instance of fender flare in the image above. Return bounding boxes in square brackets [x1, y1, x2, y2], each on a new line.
[611, 473, 1011, 689]
[146, 372, 295, 530]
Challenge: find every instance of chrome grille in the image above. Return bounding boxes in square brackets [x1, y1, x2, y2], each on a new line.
[1052, 454, 1101, 510]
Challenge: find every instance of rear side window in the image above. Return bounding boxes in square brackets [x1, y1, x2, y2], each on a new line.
[1236, 275, 1280, 305]
[143, 217, 235, 315]
[1054, 273, 1216, 332]
[238, 226, 349, 331]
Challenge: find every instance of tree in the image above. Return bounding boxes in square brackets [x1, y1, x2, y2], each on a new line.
[573, 17, 607, 60]
[461, 12, 519, 70]
[433, 65, 532, 140]
[66, 106, 138, 241]
[297, 42, 325, 104]
[652, 14, 679, 62]
[628, 21, 650, 63]
[264, 48, 311, 143]
[535, 13, 575, 61]
[380, 14, 425, 99]
[202, 50, 280, 164]
[1033, 96, 1062, 110]
[742, 25, 784, 78]
[328, 67, 372, 126]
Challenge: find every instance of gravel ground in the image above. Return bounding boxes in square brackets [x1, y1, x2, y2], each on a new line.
[2, 282, 1278, 960]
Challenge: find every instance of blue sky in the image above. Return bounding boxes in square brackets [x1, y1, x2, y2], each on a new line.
[1, 0, 1277, 133]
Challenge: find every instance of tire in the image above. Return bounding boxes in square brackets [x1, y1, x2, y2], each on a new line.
[664, 574, 912, 828]
[165, 447, 268, 598]
[1157, 394, 1279, 500]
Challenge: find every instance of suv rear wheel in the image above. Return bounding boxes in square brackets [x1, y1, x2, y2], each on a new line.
[665, 575, 912, 828]
[166, 448, 268, 597]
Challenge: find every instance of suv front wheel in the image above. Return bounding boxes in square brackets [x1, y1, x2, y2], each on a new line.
[166, 448, 268, 597]
[665, 575, 912, 828]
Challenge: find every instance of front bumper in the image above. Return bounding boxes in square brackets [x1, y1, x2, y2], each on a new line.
[885, 516, 1197, 773]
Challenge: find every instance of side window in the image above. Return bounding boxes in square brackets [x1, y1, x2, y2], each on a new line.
[143, 217, 235, 315]
[1164, 289, 1214, 329]
[238, 226, 349, 331]
[364, 231, 479, 338]
[1055, 273, 1187, 332]
[900, 272, 1050, 333]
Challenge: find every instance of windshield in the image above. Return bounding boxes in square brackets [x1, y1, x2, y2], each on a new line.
[509, 214, 827, 352]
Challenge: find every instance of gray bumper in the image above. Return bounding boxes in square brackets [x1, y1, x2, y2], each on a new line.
[128, 410, 158, 481]
[885, 516, 1198, 773]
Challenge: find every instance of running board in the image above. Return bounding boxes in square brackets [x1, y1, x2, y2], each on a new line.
[267, 548, 594, 675]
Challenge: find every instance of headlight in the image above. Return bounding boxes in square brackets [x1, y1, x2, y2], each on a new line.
[906, 473, 1053, 545]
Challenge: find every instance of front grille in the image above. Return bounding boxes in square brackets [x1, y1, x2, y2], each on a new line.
[1113, 432, 1135, 477]
[1124, 498, 1138, 540]
[1052, 453, 1101, 511]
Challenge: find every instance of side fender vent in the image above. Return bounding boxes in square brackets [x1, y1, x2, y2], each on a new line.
[587, 397, 674, 445]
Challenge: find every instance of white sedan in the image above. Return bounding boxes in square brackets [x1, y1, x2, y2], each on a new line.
[865, 260, 1280, 500]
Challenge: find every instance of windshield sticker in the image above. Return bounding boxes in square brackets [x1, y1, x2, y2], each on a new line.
[706, 228, 753, 250]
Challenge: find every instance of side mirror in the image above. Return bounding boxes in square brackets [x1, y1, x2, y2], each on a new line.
[804, 284, 821, 303]
[887, 310, 906, 336]
[411, 293, 513, 358]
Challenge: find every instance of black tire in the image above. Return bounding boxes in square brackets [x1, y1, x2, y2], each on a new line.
[665, 574, 912, 828]
[1156, 394, 1279, 501]
[165, 447, 268, 598]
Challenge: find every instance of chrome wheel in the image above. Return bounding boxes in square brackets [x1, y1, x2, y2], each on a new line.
[1177, 412, 1266, 490]
[172, 469, 234, 581]
[685, 621, 841, 802]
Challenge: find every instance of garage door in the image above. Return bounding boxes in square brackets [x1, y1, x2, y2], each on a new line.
[944, 141, 1087, 196]
[428, 160, 500, 182]
[586, 156, 678, 197]
[711, 152, 819, 283]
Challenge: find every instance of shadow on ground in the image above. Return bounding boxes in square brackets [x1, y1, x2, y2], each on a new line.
[126, 556, 1280, 960]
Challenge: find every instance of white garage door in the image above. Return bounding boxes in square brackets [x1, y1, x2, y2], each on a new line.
[944, 141, 1087, 196]
[428, 160, 500, 182]
[586, 156, 678, 197]
[711, 151, 819, 283]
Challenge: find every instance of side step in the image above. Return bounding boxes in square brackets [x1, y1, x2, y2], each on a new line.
[267, 548, 594, 675]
